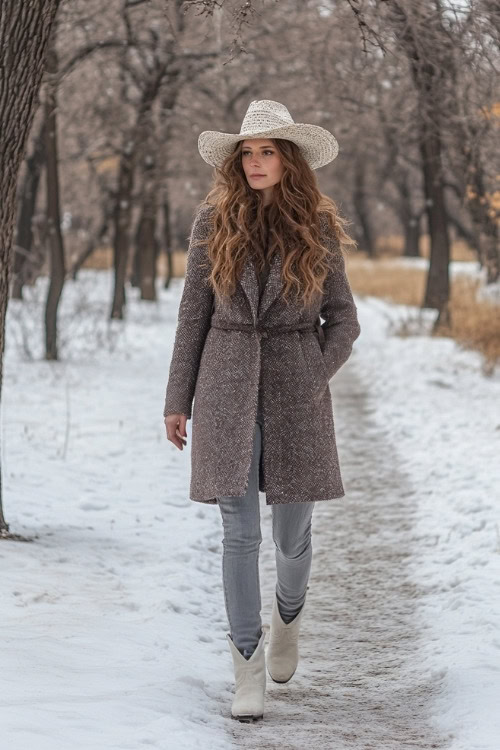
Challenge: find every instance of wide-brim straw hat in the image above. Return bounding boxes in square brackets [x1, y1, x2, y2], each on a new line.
[198, 99, 339, 171]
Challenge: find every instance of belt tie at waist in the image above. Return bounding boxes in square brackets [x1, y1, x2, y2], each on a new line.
[210, 317, 324, 343]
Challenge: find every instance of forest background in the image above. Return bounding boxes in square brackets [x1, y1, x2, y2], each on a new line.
[0, 0, 498, 538]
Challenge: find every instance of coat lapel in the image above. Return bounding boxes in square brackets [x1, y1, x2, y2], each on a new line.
[239, 250, 283, 324]
[238, 255, 259, 324]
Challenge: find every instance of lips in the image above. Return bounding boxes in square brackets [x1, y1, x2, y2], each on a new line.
[250, 174, 266, 177]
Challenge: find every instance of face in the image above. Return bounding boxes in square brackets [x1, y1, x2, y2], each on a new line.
[240, 139, 283, 203]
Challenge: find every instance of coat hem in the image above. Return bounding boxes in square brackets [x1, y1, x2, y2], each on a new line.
[188, 489, 346, 505]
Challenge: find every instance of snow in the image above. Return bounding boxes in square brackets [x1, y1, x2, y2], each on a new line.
[353, 293, 500, 750]
[477, 281, 500, 305]
[390, 256, 486, 280]
[1, 269, 498, 749]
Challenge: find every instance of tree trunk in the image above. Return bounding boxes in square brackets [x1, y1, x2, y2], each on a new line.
[110, 147, 134, 319]
[44, 33, 66, 361]
[163, 198, 173, 289]
[0, 0, 60, 538]
[418, 110, 450, 318]
[131, 235, 140, 289]
[403, 217, 420, 258]
[395, 178, 422, 258]
[135, 216, 158, 302]
[387, 1, 452, 324]
[352, 158, 375, 256]
[137, 152, 158, 301]
[11, 118, 46, 300]
[70, 197, 112, 280]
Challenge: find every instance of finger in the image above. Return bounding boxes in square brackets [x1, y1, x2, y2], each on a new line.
[167, 431, 183, 450]
[175, 425, 187, 446]
[165, 420, 180, 448]
[165, 418, 187, 450]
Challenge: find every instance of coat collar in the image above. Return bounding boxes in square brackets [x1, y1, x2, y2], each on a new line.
[238, 250, 283, 324]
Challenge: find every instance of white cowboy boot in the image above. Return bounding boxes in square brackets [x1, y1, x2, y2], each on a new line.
[226, 630, 266, 721]
[266, 592, 306, 683]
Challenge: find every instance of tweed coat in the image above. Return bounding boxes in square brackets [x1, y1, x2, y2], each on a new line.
[163, 203, 361, 505]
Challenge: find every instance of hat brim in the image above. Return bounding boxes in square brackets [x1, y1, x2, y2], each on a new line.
[198, 123, 339, 171]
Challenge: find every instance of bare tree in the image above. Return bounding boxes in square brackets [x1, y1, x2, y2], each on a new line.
[44, 27, 66, 361]
[344, 0, 498, 321]
[383, 2, 453, 324]
[110, 67, 167, 318]
[0, 0, 60, 538]
[110, 1, 219, 318]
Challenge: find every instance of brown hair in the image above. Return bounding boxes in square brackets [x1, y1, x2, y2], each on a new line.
[196, 138, 356, 309]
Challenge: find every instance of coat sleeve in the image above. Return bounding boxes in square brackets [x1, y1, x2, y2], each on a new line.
[319, 217, 361, 381]
[163, 205, 215, 418]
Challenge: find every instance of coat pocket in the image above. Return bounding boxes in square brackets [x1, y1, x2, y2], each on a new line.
[299, 333, 330, 400]
[312, 336, 329, 388]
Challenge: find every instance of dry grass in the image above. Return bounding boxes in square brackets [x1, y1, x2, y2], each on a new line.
[81, 246, 113, 270]
[346, 254, 500, 374]
[346, 256, 427, 307]
[374, 234, 477, 262]
[449, 275, 500, 372]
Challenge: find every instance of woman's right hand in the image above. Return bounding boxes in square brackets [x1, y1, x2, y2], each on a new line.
[165, 414, 188, 450]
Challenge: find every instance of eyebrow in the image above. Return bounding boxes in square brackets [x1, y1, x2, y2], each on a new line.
[241, 144, 275, 150]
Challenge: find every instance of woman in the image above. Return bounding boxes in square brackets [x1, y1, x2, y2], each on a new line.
[163, 100, 361, 722]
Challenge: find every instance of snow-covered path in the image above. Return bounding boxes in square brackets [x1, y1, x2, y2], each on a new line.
[229, 362, 448, 749]
[1, 272, 498, 749]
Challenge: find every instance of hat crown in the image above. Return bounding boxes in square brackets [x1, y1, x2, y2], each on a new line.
[197, 98, 339, 170]
[239, 99, 295, 136]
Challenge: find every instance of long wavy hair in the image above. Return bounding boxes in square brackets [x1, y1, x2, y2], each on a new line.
[195, 138, 356, 309]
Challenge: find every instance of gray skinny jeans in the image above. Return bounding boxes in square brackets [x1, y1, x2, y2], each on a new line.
[217, 421, 315, 659]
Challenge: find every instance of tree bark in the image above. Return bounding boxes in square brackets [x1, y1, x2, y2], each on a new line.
[11, 118, 46, 300]
[417, 96, 450, 317]
[110, 144, 134, 319]
[403, 218, 421, 258]
[162, 198, 173, 290]
[137, 146, 159, 301]
[0, 0, 60, 537]
[44, 32, 66, 361]
[352, 157, 376, 256]
[395, 178, 423, 258]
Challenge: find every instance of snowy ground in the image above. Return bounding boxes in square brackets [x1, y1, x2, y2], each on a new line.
[389, 256, 485, 279]
[0, 268, 498, 749]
